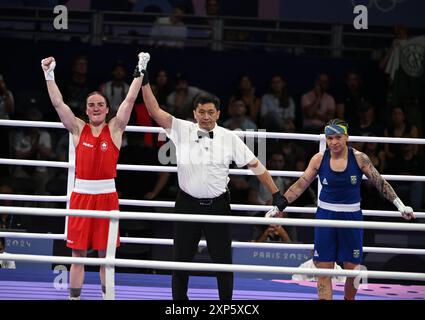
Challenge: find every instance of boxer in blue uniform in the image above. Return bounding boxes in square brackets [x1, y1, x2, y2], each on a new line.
[278, 119, 415, 300]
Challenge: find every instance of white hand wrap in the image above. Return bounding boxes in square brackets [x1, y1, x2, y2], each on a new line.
[138, 52, 150, 73]
[41, 59, 56, 81]
[393, 197, 414, 219]
[265, 206, 280, 218]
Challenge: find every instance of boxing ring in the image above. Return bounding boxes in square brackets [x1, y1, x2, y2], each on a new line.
[0, 119, 425, 300]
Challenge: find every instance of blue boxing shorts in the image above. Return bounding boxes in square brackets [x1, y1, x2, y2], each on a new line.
[313, 207, 363, 264]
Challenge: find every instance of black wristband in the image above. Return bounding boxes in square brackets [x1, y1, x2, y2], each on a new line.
[141, 69, 149, 86]
[272, 191, 288, 211]
[133, 66, 141, 78]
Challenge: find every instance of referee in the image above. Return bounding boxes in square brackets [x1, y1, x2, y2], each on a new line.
[140, 56, 288, 300]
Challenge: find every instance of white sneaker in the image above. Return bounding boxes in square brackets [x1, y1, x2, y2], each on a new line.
[69, 296, 81, 300]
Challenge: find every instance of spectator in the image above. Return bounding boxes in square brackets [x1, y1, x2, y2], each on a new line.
[253, 222, 291, 243]
[205, 0, 220, 16]
[360, 136, 386, 210]
[225, 99, 257, 203]
[151, 69, 173, 107]
[131, 89, 165, 148]
[384, 107, 419, 159]
[166, 72, 208, 120]
[11, 108, 53, 194]
[149, 5, 188, 49]
[351, 102, 385, 151]
[0, 184, 18, 230]
[278, 139, 306, 172]
[116, 132, 170, 201]
[248, 150, 296, 240]
[356, 103, 385, 137]
[99, 60, 130, 112]
[380, 25, 425, 132]
[0, 237, 16, 269]
[0, 74, 14, 119]
[273, 138, 317, 215]
[228, 75, 261, 123]
[362, 139, 386, 173]
[379, 25, 409, 72]
[248, 151, 291, 207]
[0, 74, 14, 176]
[260, 74, 296, 132]
[301, 73, 335, 133]
[335, 72, 369, 132]
[63, 56, 92, 117]
[387, 143, 424, 211]
[223, 99, 257, 131]
[55, 132, 70, 162]
[204, 0, 222, 50]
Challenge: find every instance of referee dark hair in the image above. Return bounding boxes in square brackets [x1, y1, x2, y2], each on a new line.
[141, 56, 288, 300]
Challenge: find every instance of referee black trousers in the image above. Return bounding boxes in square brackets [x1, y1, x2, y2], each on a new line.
[172, 190, 233, 300]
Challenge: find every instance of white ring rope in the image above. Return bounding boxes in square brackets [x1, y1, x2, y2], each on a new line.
[2, 119, 425, 144]
[0, 194, 68, 202]
[1, 195, 424, 218]
[120, 238, 425, 256]
[1, 231, 424, 256]
[118, 199, 425, 218]
[0, 158, 70, 168]
[1, 206, 424, 231]
[0, 253, 424, 282]
[0, 232, 66, 240]
[3, 194, 424, 219]
[1, 158, 425, 182]
[1, 158, 424, 182]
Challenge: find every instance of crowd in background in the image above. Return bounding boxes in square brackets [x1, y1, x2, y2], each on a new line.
[0, 3, 424, 256]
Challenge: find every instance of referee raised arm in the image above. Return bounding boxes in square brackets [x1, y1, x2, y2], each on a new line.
[141, 54, 288, 300]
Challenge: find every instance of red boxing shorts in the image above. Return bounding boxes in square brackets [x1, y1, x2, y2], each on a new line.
[66, 191, 120, 250]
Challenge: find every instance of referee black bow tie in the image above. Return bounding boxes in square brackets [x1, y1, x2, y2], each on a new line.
[197, 130, 214, 139]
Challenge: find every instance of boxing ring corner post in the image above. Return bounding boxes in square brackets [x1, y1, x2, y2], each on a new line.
[105, 210, 119, 300]
[64, 133, 76, 239]
[318, 133, 327, 195]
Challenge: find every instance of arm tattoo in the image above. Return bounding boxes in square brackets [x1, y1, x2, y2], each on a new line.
[301, 175, 309, 183]
[286, 184, 301, 199]
[360, 153, 397, 202]
[285, 170, 317, 202]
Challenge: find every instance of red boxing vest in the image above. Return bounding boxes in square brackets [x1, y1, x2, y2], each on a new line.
[75, 124, 119, 180]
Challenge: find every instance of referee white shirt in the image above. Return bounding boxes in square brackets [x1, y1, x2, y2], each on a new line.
[166, 117, 256, 198]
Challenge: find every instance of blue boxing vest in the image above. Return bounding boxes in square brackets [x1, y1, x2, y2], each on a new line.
[318, 147, 363, 205]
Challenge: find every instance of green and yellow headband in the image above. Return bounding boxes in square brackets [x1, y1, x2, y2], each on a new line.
[324, 124, 348, 136]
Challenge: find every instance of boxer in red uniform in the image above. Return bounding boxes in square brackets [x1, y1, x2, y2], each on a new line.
[41, 52, 151, 299]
